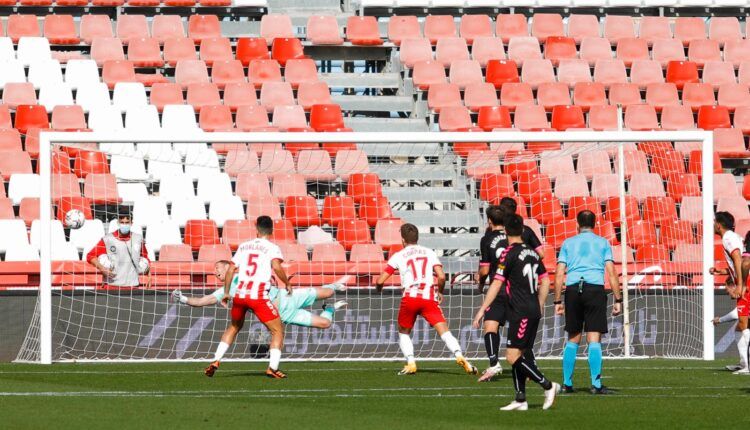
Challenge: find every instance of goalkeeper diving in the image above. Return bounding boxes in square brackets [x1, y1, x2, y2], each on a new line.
[172, 260, 348, 330]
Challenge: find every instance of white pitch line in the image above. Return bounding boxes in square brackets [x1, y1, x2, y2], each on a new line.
[0, 365, 730, 375]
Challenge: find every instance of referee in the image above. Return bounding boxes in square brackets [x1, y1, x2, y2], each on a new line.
[553, 210, 622, 394]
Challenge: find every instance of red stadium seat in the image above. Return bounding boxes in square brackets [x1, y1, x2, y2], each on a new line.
[198, 244, 232, 262]
[187, 83, 221, 110]
[717, 84, 750, 111]
[514, 105, 550, 130]
[653, 39, 686, 67]
[472, 36, 505, 62]
[682, 83, 716, 112]
[307, 15, 343, 45]
[310, 104, 344, 131]
[537, 82, 571, 111]
[743, 176, 750, 201]
[83, 174, 120, 204]
[573, 82, 606, 111]
[224, 83, 258, 112]
[624, 105, 658, 131]
[554, 174, 589, 203]
[544, 36, 577, 66]
[499, 82, 534, 110]
[271, 219, 296, 243]
[709, 17, 741, 45]
[152, 15, 185, 44]
[588, 105, 619, 131]
[531, 13, 564, 40]
[438, 106, 472, 131]
[551, 105, 585, 131]
[271, 38, 305, 67]
[616, 38, 649, 66]
[337, 219, 371, 250]
[661, 220, 696, 249]
[350, 243, 385, 263]
[199, 105, 233, 132]
[496, 14, 528, 43]
[91, 37, 125, 65]
[687, 150, 722, 177]
[675, 17, 706, 46]
[51, 105, 86, 131]
[225, 152, 260, 178]
[3, 84, 37, 109]
[222, 220, 257, 250]
[260, 82, 294, 112]
[635, 244, 670, 263]
[661, 105, 695, 131]
[249, 59, 283, 88]
[630, 173, 665, 201]
[175, 60, 210, 88]
[529, 194, 564, 225]
[508, 37, 543, 66]
[17, 198, 38, 225]
[517, 173, 552, 202]
[0, 129, 21, 152]
[117, 14, 148, 42]
[388, 16, 421, 46]
[260, 14, 294, 40]
[188, 15, 221, 43]
[503, 150, 537, 180]
[546, 219, 578, 249]
[566, 196, 602, 220]
[453, 142, 489, 159]
[424, 15, 457, 44]
[347, 173, 382, 203]
[199, 37, 233, 66]
[650, 149, 686, 178]
[639, 17, 671, 45]
[449, 60, 483, 89]
[399, 38, 432, 68]
[236, 38, 270, 66]
[666, 61, 699, 90]
[44, 15, 79, 45]
[74, 150, 109, 178]
[427, 83, 461, 113]
[520, 59, 554, 89]
[346, 16, 382, 46]
[101, 60, 137, 88]
[580, 37, 612, 67]
[629, 220, 658, 248]
[375, 218, 403, 248]
[643, 196, 678, 225]
[466, 151, 500, 178]
[593, 59, 627, 87]
[630, 60, 665, 88]
[485, 59, 519, 88]
[15, 105, 49, 135]
[436, 37, 470, 67]
[128, 37, 163, 68]
[285, 59, 319, 89]
[412, 60, 447, 90]
[726, 41, 750, 69]
[464, 83, 498, 111]
[568, 14, 600, 43]
[645, 83, 679, 111]
[210, 60, 245, 89]
[604, 196, 640, 226]
[164, 38, 197, 67]
[557, 59, 592, 87]
[460, 14, 492, 44]
[184, 220, 220, 251]
[159, 244, 194, 262]
[477, 106, 512, 131]
[312, 243, 347, 262]
[52, 173, 81, 200]
[666, 173, 700, 202]
[688, 40, 721, 66]
[358, 196, 393, 228]
[246, 198, 282, 220]
[604, 16, 635, 44]
[7, 15, 41, 42]
[284, 196, 321, 227]
[236, 105, 270, 130]
[0, 151, 32, 180]
[697, 106, 732, 131]
[322, 196, 356, 227]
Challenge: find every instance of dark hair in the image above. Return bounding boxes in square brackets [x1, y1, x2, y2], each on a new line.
[400, 223, 419, 244]
[576, 210, 596, 229]
[118, 208, 132, 221]
[487, 205, 506, 226]
[715, 211, 735, 231]
[504, 214, 524, 237]
[215, 260, 231, 267]
[499, 197, 517, 214]
[256, 215, 274, 236]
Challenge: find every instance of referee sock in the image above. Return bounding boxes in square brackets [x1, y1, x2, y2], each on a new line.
[213, 341, 229, 362]
[588, 342, 603, 389]
[440, 332, 463, 358]
[484, 332, 500, 367]
[562, 341, 578, 387]
[399, 333, 416, 364]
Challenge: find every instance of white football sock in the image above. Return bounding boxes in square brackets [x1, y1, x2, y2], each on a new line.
[213, 342, 229, 362]
[719, 308, 739, 323]
[440, 331, 463, 358]
[269, 348, 281, 371]
[739, 329, 750, 369]
[398, 333, 416, 364]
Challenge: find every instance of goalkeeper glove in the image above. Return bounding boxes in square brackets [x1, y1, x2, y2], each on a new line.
[172, 290, 188, 304]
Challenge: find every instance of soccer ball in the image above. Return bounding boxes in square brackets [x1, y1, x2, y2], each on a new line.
[137, 257, 149, 274]
[97, 254, 113, 270]
[64, 209, 85, 229]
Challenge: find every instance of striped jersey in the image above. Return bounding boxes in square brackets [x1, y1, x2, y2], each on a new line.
[722, 230, 745, 283]
[385, 244, 443, 301]
[231, 238, 284, 300]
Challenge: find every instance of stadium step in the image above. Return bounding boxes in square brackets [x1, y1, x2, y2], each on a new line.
[321, 73, 401, 89]
[370, 164, 455, 181]
[383, 188, 470, 204]
[332, 94, 413, 113]
[394, 209, 483, 230]
[345, 117, 429, 133]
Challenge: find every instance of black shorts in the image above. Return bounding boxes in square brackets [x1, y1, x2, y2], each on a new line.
[506, 316, 540, 350]
[483, 295, 507, 325]
[564, 285, 608, 334]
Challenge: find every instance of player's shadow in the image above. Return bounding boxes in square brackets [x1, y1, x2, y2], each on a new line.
[739, 388, 750, 395]
[219, 371, 271, 378]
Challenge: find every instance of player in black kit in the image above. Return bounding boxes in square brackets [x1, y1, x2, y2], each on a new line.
[476, 200, 544, 382]
[473, 214, 559, 411]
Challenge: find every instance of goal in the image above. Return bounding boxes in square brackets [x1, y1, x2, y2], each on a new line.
[17, 129, 716, 363]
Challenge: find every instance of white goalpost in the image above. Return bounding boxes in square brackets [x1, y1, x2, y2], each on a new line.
[20, 129, 715, 364]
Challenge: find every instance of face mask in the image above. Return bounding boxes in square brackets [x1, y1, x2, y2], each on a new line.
[119, 225, 131, 235]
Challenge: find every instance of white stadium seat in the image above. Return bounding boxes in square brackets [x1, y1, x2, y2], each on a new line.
[28, 59, 63, 89]
[39, 84, 74, 112]
[110, 155, 149, 181]
[133, 196, 170, 226]
[0, 219, 30, 253]
[158, 174, 196, 202]
[76, 82, 112, 112]
[30, 220, 67, 251]
[125, 105, 161, 130]
[145, 220, 183, 251]
[113, 82, 148, 113]
[162, 105, 199, 130]
[69, 219, 105, 252]
[196, 173, 233, 203]
[17, 37, 51, 66]
[66, 59, 100, 91]
[88, 105, 124, 131]
[170, 197, 208, 227]
[0, 60, 27, 88]
[8, 174, 40, 205]
[209, 196, 245, 228]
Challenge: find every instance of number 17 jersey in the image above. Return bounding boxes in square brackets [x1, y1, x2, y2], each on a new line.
[232, 238, 284, 300]
[385, 245, 442, 301]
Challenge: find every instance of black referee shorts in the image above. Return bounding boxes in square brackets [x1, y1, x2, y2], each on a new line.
[564, 284, 608, 335]
[483, 295, 507, 326]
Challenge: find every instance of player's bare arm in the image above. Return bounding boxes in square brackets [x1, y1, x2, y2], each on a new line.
[375, 271, 390, 292]
[272, 259, 292, 294]
[476, 265, 489, 294]
[538, 274, 551, 313]
[222, 264, 236, 307]
[473, 278, 502, 328]
[435, 265, 446, 303]
[554, 262, 566, 315]
[731, 250, 745, 297]
[606, 261, 623, 316]
[172, 290, 219, 307]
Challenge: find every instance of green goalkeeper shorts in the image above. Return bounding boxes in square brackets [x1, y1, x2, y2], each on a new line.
[275, 287, 319, 327]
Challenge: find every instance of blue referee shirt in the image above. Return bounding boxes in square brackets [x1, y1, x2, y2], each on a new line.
[557, 230, 613, 286]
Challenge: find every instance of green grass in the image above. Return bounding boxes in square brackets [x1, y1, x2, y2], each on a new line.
[0, 359, 746, 429]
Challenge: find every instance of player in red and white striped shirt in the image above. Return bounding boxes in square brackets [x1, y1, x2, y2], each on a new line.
[376, 223, 478, 376]
[205, 216, 292, 379]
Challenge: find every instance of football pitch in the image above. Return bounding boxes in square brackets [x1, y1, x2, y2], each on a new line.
[0, 359, 746, 429]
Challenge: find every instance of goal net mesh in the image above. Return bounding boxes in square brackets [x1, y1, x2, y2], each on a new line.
[17, 136, 707, 362]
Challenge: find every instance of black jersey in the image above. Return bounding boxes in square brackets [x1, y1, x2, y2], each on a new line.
[495, 242, 547, 319]
[480, 226, 544, 282]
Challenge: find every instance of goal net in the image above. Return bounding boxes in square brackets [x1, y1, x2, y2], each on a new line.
[17, 130, 715, 363]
